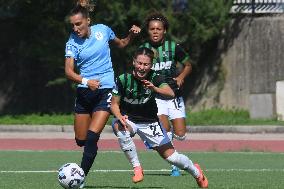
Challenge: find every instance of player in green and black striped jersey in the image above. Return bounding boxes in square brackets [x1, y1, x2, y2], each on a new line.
[113, 70, 167, 123]
[141, 40, 189, 97]
[140, 12, 193, 177]
[111, 47, 208, 188]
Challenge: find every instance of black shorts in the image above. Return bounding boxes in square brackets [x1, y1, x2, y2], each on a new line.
[74, 87, 112, 114]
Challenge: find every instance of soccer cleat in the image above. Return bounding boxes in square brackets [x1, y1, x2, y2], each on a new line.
[194, 163, 208, 188]
[132, 166, 144, 183]
[170, 165, 181, 176]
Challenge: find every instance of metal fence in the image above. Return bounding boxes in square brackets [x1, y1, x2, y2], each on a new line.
[231, 0, 284, 13]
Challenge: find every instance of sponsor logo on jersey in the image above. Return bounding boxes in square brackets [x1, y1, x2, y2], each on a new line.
[66, 46, 73, 56]
[95, 32, 103, 40]
[145, 89, 151, 95]
[127, 88, 134, 93]
[123, 97, 150, 104]
[162, 51, 170, 58]
[152, 61, 172, 71]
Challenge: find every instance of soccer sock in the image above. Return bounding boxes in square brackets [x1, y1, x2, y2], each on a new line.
[167, 131, 173, 143]
[117, 130, 140, 168]
[166, 131, 177, 170]
[80, 130, 100, 176]
[75, 138, 86, 147]
[166, 151, 200, 178]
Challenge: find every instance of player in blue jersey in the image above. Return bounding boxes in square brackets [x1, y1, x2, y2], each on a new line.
[64, 1, 140, 187]
[111, 47, 208, 188]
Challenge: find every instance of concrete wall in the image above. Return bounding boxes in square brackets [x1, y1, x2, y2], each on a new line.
[276, 81, 284, 120]
[218, 16, 284, 113]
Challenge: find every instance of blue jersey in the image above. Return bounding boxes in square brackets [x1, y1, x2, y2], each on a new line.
[65, 24, 116, 88]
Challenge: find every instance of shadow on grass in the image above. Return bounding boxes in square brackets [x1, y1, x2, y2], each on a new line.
[145, 173, 186, 177]
[85, 186, 164, 188]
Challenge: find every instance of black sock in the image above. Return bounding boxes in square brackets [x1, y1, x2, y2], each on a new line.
[80, 130, 100, 176]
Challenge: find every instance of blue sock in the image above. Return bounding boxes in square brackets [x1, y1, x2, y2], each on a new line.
[80, 130, 100, 176]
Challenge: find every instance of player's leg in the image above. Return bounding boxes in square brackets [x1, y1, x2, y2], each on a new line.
[141, 122, 197, 178]
[137, 122, 198, 177]
[156, 144, 208, 188]
[80, 89, 112, 176]
[156, 98, 172, 138]
[74, 113, 91, 147]
[168, 97, 187, 176]
[80, 110, 109, 176]
[74, 87, 93, 147]
[155, 98, 179, 176]
[171, 118, 187, 140]
[112, 119, 143, 183]
[169, 96, 187, 141]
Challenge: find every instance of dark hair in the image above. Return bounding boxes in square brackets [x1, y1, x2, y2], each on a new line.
[70, 0, 95, 18]
[70, 5, 90, 18]
[145, 12, 169, 30]
[133, 47, 154, 63]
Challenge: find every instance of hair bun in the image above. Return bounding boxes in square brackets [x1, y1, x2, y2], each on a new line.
[77, 0, 95, 12]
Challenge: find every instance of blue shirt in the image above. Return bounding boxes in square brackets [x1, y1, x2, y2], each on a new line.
[65, 24, 116, 88]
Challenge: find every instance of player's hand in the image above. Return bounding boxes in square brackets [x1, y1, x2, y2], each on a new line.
[141, 80, 155, 90]
[87, 79, 100, 91]
[173, 77, 184, 88]
[129, 25, 141, 35]
[119, 115, 128, 129]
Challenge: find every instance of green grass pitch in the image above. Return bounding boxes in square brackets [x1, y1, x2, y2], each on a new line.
[0, 151, 283, 188]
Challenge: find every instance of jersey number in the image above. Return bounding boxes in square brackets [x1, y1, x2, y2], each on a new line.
[149, 124, 164, 137]
[173, 97, 182, 109]
[107, 93, 112, 107]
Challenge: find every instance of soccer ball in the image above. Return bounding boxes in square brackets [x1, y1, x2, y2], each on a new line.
[58, 163, 85, 189]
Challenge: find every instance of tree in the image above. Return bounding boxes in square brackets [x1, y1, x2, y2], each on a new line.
[0, 0, 232, 114]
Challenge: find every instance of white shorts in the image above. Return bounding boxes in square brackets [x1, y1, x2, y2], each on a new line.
[126, 120, 171, 149]
[155, 96, 186, 120]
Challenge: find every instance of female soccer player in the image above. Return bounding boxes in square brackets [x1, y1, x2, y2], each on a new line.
[116, 11, 192, 177]
[141, 11, 192, 176]
[64, 1, 140, 187]
[111, 47, 208, 188]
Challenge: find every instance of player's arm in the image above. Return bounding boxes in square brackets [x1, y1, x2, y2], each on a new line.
[65, 57, 100, 90]
[175, 61, 192, 87]
[65, 57, 82, 84]
[142, 80, 175, 98]
[174, 44, 192, 87]
[110, 95, 128, 126]
[112, 25, 141, 48]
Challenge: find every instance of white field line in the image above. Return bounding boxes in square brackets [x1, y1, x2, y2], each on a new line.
[1, 150, 284, 155]
[1, 169, 284, 173]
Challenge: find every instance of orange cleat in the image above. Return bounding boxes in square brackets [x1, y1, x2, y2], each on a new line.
[132, 166, 144, 183]
[194, 163, 208, 188]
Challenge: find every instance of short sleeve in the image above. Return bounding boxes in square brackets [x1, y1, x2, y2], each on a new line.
[65, 35, 78, 59]
[175, 43, 190, 64]
[153, 74, 168, 88]
[105, 25, 116, 41]
[65, 44, 76, 58]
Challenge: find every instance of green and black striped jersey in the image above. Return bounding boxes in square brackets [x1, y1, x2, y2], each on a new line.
[140, 40, 189, 97]
[113, 71, 167, 122]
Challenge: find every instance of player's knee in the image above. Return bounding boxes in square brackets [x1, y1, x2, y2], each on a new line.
[75, 138, 86, 147]
[173, 133, 186, 141]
